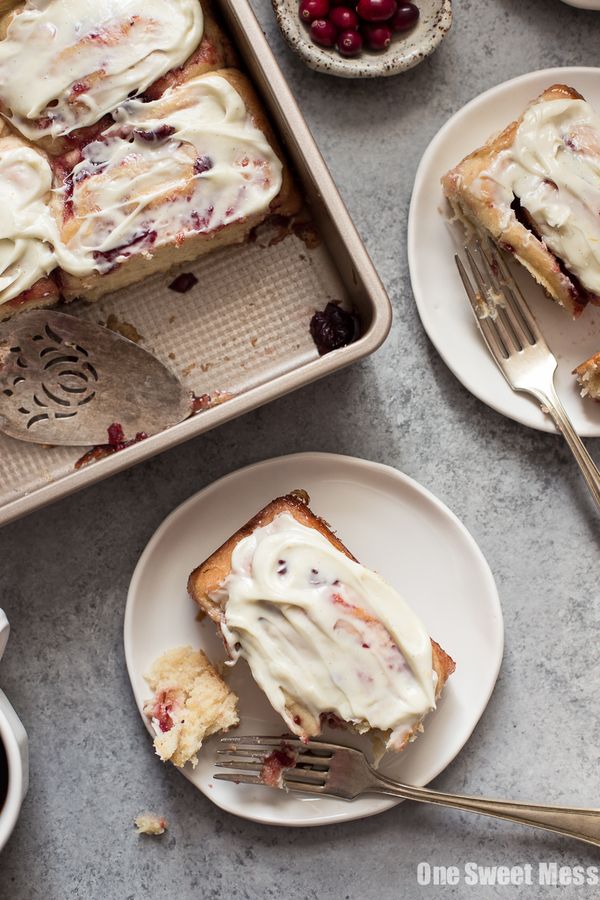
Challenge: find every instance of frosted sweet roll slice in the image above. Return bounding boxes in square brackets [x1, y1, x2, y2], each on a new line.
[0, 0, 203, 142]
[188, 492, 455, 757]
[443, 84, 600, 318]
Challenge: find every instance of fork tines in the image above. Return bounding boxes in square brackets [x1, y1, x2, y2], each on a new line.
[213, 735, 334, 792]
[455, 235, 547, 363]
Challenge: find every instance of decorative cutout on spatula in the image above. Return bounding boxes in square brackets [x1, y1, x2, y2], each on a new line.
[0, 311, 192, 446]
[1, 322, 99, 432]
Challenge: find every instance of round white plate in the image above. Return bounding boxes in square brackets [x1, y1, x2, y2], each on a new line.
[125, 453, 503, 827]
[408, 67, 600, 436]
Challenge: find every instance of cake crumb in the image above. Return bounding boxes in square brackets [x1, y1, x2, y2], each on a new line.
[182, 361, 197, 377]
[105, 314, 143, 344]
[134, 812, 167, 836]
[144, 646, 239, 768]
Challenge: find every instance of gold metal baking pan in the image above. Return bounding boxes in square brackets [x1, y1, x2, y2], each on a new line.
[0, 0, 391, 527]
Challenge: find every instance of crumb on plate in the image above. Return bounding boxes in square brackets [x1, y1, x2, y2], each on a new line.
[143, 646, 239, 768]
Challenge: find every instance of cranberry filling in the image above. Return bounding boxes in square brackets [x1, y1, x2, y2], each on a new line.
[169, 273, 198, 293]
[133, 125, 176, 143]
[260, 745, 297, 787]
[153, 691, 177, 733]
[194, 155, 213, 174]
[309, 302, 360, 355]
[510, 195, 592, 310]
[74, 424, 148, 469]
[94, 228, 157, 267]
[190, 205, 214, 232]
[107, 422, 125, 446]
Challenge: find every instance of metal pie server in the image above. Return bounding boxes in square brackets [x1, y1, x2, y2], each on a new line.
[0, 310, 192, 446]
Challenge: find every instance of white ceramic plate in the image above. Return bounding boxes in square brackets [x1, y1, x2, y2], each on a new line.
[408, 67, 600, 436]
[125, 453, 503, 827]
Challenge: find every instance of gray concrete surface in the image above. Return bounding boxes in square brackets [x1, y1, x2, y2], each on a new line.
[1, 0, 600, 897]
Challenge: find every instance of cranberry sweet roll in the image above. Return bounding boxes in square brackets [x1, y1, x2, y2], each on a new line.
[53, 71, 297, 301]
[0, 0, 204, 144]
[442, 84, 600, 318]
[0, 130, 59, 320]
[188, 493, 455, 760]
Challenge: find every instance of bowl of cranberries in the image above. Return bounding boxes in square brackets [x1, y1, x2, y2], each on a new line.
[272, 0, 451, 76]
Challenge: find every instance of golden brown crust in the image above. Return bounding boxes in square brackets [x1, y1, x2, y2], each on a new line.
[573, 350, 600, 378]
[0, 2, 19, 41]
[0, 276, 60, 321]
[573, 351, 600, 400]
[188, 491, 455, 751]
[442, 84, 589, 319]
[188, 491, 355, 620]
[143, 0, 238, 102]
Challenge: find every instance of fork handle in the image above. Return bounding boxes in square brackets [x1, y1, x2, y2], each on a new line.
[373, 777, 600, 848]
[528, 383, 600, 510]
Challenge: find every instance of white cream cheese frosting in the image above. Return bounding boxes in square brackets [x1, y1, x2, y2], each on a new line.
[56, 74, 283, 275]
[0, 141, 58, 305]
[219, 513, 436, 749]
[0, 0, 203, 141]
[478, 97, 600, 295]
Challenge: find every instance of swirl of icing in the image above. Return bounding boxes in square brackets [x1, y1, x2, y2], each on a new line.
[219, 513, 436, 749]
[0, 139, 57, 305]
[479, 98, 600, 296]
[55, 74, 283, 275]
[0, 0, 203, 140]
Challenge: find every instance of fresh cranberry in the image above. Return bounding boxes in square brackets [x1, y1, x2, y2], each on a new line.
[329, 6, 358, 29]
[338, 29, 363, 55]
[392, 1, 419, 30]
[309, 18, 338, 46]
[299, 0, 329, 22]
[356, 0, 396, 20]
[364, 23, 393, 49]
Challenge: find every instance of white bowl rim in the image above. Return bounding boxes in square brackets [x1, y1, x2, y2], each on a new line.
[0, 697, 26, 853]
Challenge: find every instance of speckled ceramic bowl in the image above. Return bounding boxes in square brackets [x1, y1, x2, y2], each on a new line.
[272, 0, 452, 77]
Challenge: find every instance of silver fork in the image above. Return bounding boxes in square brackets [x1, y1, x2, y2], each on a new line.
[216, 736, 600, 848]
[455, 238, 600, 510]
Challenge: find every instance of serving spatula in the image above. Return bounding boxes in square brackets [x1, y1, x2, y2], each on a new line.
[0, 310, 192, 446]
